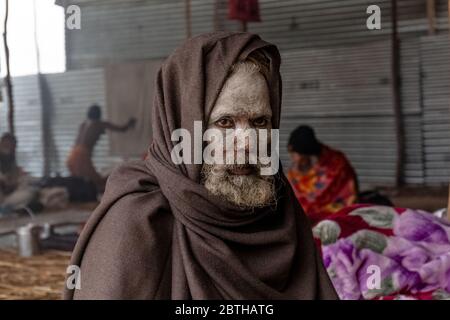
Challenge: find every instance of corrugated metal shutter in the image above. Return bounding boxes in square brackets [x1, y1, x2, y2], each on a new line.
[64, 0, 215, 69]
[280, 41, 393, 116]
[221, 0, 448, 49]
[63, 0, 448, 69]
[1, 69, 124, 178]
[404, 114, 424, 184]
[279, 37, 426, 187]
[278, 40, 398, 188]
[401, 39, 424, 184]
[42, 68, 121, 175]
[4, 0, 446, 187]
[420, 34, 450, 185]
[0, 76, 44, 176]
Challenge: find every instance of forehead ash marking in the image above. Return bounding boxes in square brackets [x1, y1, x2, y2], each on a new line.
[209, 65, 272, 124]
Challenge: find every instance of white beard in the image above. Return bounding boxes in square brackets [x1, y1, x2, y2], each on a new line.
[201, 163, 277, 209]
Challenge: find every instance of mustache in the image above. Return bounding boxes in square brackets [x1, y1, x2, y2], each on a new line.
[225, 164, 258, 175]
[226, 163, 258, 169]
[218, 163, 265, 176]
[200, 163, 278, 208]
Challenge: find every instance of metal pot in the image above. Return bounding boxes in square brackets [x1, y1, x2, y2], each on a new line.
[16, 223, 43, 257]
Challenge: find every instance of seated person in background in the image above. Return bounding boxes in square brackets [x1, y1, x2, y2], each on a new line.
[0, 133, 37, 215]
[286, 125, 358, 217]
[66, 105, 135, 192]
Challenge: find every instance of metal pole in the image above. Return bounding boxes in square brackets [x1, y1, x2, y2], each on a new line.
[426, 0, 436, 35]
[32, 0, 41, 73]
[241, 21, 247, 32]
[3, 0, 14, 135]
[185, 0, 192, 38]
[213, 0, 219, 31]
[33, 0, 51, 177]
[391, 0, 405, 187]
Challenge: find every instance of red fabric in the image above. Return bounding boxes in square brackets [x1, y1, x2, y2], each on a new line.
[376, 290, 434, 300]
[312, 205, 441, 300]
[287, 145, 358, 217]
[228, 0, 261, 22]
[310, 204, 408, 237]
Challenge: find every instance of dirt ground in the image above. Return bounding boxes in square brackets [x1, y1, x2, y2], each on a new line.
[0, 249, 70, 300]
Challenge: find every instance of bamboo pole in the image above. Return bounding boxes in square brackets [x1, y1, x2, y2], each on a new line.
[33, 0, 51, 177]
[3, 0, 14, 135]
[213, 0, 219, 31]
[185, 0, 192, 38]
[241, 21, 247, 32]
[427, 0, 436, 35]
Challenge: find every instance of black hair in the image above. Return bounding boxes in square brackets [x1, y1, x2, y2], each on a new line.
[87, 105, 102, 120]
[0, 132, 16, 144]
[288, 125, 322, 156]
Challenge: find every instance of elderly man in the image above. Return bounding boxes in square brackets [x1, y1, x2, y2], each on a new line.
[64, 32, 337, 300]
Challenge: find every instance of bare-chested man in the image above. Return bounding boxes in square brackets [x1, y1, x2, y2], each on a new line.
[66, 105, 135, 191]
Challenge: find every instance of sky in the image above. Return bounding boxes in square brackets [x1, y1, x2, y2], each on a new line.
[0, 0, 65, 77]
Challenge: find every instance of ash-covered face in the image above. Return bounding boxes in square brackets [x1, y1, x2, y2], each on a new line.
[201, 60, 277, 208]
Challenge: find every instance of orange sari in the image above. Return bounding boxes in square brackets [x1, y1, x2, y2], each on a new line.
[287, 145, 357, 216]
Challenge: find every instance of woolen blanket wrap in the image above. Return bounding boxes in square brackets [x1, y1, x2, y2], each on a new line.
[64, 32, 338, 300]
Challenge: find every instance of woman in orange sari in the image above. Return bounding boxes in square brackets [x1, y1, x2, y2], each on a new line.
[286, 125, 358, 217]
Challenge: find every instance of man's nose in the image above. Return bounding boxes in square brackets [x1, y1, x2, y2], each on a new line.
[233, 130, 251, 153]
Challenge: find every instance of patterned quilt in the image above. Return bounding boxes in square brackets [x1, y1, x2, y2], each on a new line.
[312, 205, 450, 300]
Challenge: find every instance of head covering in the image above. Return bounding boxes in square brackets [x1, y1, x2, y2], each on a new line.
[64, 32, 338, 300]
[288, 125, 322, 156]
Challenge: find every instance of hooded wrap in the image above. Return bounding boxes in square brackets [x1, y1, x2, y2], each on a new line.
[64, 32, 338, 300]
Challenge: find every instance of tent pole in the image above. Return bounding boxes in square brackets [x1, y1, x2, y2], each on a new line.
[391, 0, 405, 188]
[185, 0, 192, 38]
[3, 0, 14, 135]
[426, 0, 436, 35]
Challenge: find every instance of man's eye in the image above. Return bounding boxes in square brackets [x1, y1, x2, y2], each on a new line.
[252, 117, 268, 127]
[215, 118, 234, 128]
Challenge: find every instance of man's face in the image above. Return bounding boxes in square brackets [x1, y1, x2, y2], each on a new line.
[201, 62, 277, 208]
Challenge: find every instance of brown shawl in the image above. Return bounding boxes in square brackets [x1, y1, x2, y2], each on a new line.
[64, 32, 338, 300]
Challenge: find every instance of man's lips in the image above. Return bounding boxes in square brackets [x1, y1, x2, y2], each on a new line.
[227, 166, 256, 175]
